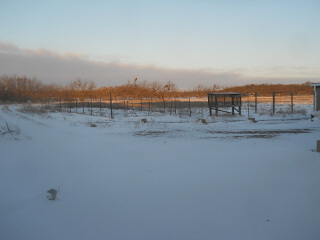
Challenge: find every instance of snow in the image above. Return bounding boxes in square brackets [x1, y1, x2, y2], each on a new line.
[0, 104, 320, 240]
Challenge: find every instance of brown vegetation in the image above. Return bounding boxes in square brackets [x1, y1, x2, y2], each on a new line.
[0, 75, 313, 102]
[219, 83, 313, 96]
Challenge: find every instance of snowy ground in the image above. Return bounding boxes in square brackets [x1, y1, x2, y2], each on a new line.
[0, 104, 320, 240]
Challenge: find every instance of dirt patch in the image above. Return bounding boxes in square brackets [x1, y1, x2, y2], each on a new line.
[134, 128, 312, 139]
[206, 129, 311, 139]
[134, 130, 169, 136]
[206, 129, 311, 135]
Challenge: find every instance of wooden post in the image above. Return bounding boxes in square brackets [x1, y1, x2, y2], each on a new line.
[174, 99, 177, 115]
[189, 97, 191, 116]
[82, 100, 85, 114]
[110, 93, 113, 119]
[291, 92, 294, 114]
[255, 93, 257, 113]
[170, 100, 173, 115]
[201, 100, 204, 115]
[208, 94, 212, 116]
[163, 98, 166, 113]
[76, 98, 78, 113]
[239, 96, 242, 115]
[232, 96, 235, 115]
[140, 98, 143, 111]
[215, 96, 218, 116]
[317, 140, 320, 152]
[247, 94, 250, 119]
[272, 92, 276, 114]
[90, 99, 93, 115]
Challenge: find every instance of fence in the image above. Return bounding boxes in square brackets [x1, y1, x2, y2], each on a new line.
[42, 94, 313, 118]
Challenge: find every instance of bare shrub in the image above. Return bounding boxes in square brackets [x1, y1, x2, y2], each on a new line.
[18, 104, 59, 115]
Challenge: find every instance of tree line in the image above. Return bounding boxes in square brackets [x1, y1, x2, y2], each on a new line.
[0, 75, 314, 102]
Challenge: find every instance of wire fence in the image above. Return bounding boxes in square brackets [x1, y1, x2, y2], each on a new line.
[41, 94, 313, 118]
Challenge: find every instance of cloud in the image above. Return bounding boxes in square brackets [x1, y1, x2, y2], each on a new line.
[0, 42, 318, 88]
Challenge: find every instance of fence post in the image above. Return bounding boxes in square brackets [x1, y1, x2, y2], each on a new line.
[110, 93, 113, 119]
[175, 99, 177, 115]
[247, 94, 250, 119]
[189, 97, 191, 116]
[255, 93, 257, 113]
[239, 96, 242, 115]
[215, 96, 218, 116]
[208, 94, 212, 116]
[170, 100, 173, 115]
[76, 98, 78, 113]
[82, 100, 85, 114]
[232, 96, 235, 115]
[291, 92, 293, 114]
[272, 92, 275, 114]
[90, 99, 93, 115]
[140, 98, 143, 111]
[163, 98, 166, 113]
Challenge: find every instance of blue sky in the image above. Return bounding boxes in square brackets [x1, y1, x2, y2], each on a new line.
[0, 0, 319, 87]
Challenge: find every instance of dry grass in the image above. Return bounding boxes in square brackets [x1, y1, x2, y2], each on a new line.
[18, 104, 60, 115]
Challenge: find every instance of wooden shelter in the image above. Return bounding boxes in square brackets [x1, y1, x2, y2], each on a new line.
[311, 83, 320, 112]
[208, 92, 242, 116]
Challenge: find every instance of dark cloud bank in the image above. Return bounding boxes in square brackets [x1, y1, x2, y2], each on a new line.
[0, 43, 316, 88]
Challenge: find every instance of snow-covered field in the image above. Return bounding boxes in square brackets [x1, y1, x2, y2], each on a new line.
[0, 104, 320, 240]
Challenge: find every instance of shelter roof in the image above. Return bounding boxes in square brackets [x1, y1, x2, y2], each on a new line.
[208, 92, 241, 95]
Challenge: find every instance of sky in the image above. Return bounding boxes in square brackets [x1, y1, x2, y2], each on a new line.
[0, 0, 320, 88]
